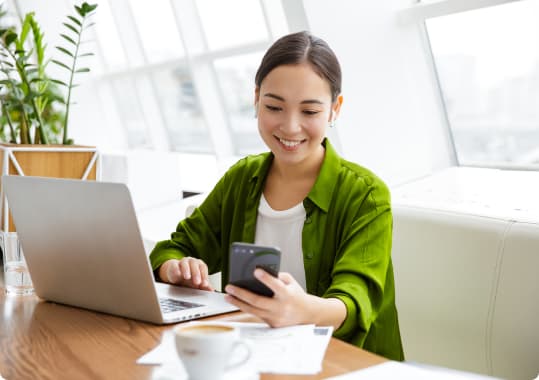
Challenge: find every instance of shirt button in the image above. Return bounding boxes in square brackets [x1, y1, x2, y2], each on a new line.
[306, 252, 314, 259]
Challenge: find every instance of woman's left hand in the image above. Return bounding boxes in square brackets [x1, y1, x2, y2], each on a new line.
[224, 269, 312, 327]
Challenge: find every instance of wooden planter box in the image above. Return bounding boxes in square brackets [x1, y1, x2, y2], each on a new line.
[0, 144, 99, 232]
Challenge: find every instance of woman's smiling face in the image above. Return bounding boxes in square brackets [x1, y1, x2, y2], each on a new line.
[255, 63, 339, 168]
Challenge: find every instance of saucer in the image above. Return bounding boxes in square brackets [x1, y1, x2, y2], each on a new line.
[151, 359, 259, 380]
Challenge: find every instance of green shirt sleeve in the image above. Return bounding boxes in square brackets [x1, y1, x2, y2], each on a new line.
[324, 184, 392, 339]
[149, 171, 228, 277]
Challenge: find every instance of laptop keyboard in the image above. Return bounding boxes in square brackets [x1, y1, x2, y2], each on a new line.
[159, 298, 203, 313]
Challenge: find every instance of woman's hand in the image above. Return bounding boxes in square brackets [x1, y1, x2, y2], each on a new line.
[224, 269, 315, 327]
[159, 258, 214, 291]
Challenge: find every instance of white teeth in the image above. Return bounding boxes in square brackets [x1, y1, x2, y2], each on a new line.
[279, 138, 301, 147]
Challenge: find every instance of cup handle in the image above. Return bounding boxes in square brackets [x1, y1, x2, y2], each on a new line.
[226, 341, 251, 371]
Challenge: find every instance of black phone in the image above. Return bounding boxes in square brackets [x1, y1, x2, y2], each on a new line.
[228, 242, 281, 297]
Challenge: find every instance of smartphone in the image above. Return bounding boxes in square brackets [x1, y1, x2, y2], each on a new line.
[228, 242, 281, 297]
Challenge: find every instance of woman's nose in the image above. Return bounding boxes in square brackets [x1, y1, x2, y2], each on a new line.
[279, 113, 302, 134]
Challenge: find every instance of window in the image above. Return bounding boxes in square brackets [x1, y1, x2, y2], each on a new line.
[88, 0, 286, 155]
[94, 0, 126, 70]
[425, 0, 539, 167]
[110, 76, 152, 148]
[214, 52, 266, 155]
[130, 0, 185, 63]
[196, 0, 268, 50]
[152, 66, 212, 153]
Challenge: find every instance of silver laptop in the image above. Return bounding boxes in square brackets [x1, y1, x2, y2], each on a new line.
[3, 175, 237, 324]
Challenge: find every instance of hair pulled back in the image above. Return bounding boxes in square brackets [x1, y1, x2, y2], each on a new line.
[255, 31, 342, 102]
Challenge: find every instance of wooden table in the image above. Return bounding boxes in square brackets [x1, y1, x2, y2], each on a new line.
[0, 290, 386, 380]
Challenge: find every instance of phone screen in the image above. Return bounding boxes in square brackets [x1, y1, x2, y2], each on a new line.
[228, 242, 281, 297]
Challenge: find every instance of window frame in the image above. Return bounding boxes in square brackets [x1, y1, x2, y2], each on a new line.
[398, 0, 539, 170]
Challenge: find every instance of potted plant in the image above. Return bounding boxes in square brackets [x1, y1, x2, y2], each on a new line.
[0, 2, 98, 232]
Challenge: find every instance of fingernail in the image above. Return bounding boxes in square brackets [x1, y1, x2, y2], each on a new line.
[254, 268, 263, 278]
[225, 285, 233, 295]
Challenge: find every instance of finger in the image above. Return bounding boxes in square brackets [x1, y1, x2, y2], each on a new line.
[254, 268, 285, 295]
[198, 261, 211, 288]
[189, 260, 202, 286]
[199, 281, 215, 292]
[225, 284, 272, 311]
[278, 272, 294, 284]
[166, 261, 183, 284]
[178, 259, 191, 281]
[224, 293, 274, 321]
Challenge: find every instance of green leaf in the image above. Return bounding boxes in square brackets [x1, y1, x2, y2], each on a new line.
[18, 13, 34, 49]
[67, 16, 82, 27]
[78, 52, 94, 58]
[62, 22, 79, 35]
[75, 68, 90, 73]
[50, 79, 68, 87]
[80, 3, 98, 16]
[4, 30, 17, 46]
[51, 59, 71, 71]
[1, 61, 14, 68]
[30, 77, 47, 84]
[60, 34, 77, 45]
[55, 46, 74, 58]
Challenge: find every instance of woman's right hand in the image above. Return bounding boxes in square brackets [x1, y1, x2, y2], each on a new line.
[158, 258, 214, 291]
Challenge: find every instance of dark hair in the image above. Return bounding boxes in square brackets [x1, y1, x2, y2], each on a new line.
[255, 31, 342, 102]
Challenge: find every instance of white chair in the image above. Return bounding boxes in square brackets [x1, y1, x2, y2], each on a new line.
[391, 167, 539, 380]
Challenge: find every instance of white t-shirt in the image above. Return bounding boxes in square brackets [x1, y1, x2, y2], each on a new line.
[254, 194, 307, 290]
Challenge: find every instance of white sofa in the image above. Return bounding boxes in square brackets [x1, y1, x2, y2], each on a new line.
[391, 167, 539, 380]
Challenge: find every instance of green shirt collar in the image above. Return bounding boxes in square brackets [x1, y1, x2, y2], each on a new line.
[248, 138, 339, 213]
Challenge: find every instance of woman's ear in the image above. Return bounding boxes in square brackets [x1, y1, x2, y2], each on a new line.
[332, 95, 343, 119]
[254, 87, 260, 118]
[254, 86, 260, 105]
[329, 95, 343, 125]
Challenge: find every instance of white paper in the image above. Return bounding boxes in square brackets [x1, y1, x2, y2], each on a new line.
[325, 361, 502, 380]
[137, 322, 333, 375]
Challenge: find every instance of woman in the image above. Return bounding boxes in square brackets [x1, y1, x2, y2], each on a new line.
[150, 31, 404, 360]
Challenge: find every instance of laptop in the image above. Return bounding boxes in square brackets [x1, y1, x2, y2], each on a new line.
[2, 175, 238, 324]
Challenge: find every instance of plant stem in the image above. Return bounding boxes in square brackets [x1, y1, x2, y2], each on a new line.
[8, 48, 48, 144]
[1, 102, 17, 143]
[62, 22, 82, 145]
[31, 97, 48, 144]
[20, 113, 29, 144]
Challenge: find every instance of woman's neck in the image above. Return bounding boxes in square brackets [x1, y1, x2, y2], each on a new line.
[271, 145, 325, 182]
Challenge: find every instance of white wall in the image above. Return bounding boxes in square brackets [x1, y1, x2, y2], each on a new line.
[302, 0, 455, 186]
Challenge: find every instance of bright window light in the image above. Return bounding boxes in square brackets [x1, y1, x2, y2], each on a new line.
[196, 0, 268, 50]
[214, 52, 266, 155]
[426, 0, 539, 167]
[151, 67, 213, 153]
[93, 0, 126, 70]
[130, 0, 185, 63]
[110, 77, 152, 149]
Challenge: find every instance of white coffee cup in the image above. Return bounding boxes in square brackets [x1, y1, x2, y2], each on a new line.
[174, 323, 250, 380]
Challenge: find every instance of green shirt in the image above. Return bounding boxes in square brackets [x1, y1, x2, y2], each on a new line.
[150, 139, 404, 360]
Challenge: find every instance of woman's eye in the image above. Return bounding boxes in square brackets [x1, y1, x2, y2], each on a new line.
[265, 105, 281, 112]
[303, 110, 320, 116]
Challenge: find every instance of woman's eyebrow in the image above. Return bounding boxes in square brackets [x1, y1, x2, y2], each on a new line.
[263, 93, 324, 105]
[264, 93, 285, 101]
